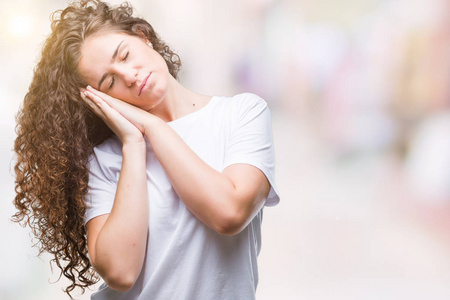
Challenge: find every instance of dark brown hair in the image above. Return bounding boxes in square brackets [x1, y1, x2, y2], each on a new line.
[12, 0, 181, 297]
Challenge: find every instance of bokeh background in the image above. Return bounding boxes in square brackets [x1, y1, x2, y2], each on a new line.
[2, 0, 450, 299]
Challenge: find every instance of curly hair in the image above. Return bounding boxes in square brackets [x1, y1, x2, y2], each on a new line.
[12, 0, 181, 298]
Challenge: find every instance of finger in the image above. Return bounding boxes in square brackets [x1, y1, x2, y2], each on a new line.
[83, 89, 117, 114]
[84, 89, 127, 123]
[86, 85, 118, 106]
[79, 89, 96, 110]
[83, 88, 105, 107]
[80, 89, 144, 141]
[86, 85, 138, 112]
[84, 85, 149, 133]
[80, 90, 107, 120]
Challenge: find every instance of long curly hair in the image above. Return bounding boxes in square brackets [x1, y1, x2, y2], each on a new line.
[12, 0, 181, 297]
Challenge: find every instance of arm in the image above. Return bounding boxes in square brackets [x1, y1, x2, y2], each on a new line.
[145, 117, 270, 235]
[85, 86, 271, 236]
[82, 90, 149, 291]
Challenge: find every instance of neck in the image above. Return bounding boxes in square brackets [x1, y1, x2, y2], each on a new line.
[149, 76, 211, 123]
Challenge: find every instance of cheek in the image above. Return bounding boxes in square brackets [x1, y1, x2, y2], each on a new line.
[150, 71, 168, 92]
[109, 89, 135, 104]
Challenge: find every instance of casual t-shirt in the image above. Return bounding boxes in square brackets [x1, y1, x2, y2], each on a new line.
[85, 93, 280, 300]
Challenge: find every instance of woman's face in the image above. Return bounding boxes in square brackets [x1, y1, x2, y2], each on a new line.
[78, 31, 170, 111]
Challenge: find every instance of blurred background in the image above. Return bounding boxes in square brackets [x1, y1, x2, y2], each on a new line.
[2, 0, 450, 299]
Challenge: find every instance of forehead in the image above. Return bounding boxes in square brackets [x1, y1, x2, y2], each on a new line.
[77, 32, 131, 83]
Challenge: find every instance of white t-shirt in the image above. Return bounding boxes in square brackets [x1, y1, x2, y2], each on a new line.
[85, 93, 280, 300]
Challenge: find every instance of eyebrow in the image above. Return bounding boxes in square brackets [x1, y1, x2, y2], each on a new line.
[97, 40, 125, 90]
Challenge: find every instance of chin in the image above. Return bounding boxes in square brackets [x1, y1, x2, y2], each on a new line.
[152, 86, 168, 102]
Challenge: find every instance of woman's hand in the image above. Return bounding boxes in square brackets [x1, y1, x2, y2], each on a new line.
[80, 86, 146, 145]
[82, 85, 151, 290]
[82, 85, 270, 236]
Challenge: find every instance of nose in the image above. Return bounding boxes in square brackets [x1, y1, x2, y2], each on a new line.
[115, 65, 137, 87]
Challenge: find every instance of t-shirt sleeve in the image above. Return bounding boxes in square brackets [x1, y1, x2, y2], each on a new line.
[223, 94, 280, 206]
[84, 145, 121, 225]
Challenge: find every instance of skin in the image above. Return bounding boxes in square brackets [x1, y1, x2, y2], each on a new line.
[78, 31, 270, 291]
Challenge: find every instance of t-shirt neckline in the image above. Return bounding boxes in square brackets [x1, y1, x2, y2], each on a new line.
[167, 95, 218, 125]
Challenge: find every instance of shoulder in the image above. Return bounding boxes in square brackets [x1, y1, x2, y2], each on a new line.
[88, 135, 123, 170]
[213, 93, 269, 117]
[92, 135, 122, 156]
[220, 93, 267, 107]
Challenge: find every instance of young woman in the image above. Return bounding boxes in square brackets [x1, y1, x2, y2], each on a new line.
[13, 0, 279, 299]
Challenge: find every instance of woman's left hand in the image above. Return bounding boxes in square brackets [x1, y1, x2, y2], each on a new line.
[84, 86, 270, 236]
[85, 85, 156, 135]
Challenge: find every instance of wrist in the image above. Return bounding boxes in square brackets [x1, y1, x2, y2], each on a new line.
[122, 139, 147, 154]
[142, 115, 164, 138]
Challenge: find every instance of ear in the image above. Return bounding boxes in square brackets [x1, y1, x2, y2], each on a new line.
[135, 29, 149, 43]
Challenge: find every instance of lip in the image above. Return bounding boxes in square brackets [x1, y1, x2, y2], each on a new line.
[139, 72, 152, 96]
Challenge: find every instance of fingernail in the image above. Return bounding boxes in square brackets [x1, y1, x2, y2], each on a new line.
[86, 85, 92, 90]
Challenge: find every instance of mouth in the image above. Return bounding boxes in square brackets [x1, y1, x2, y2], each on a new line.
[139, 72, 152, 96]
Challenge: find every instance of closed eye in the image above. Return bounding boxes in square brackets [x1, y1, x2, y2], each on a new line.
[108, 51, 128, 89]
[109, 75, 116, 89]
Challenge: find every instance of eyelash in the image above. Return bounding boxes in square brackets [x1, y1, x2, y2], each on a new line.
[109, 76, 115, 89]
[109, 51, 129, 89]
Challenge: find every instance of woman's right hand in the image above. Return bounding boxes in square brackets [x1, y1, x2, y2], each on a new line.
[80, 88, 144, 145]
[81, 87, 149, 290]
